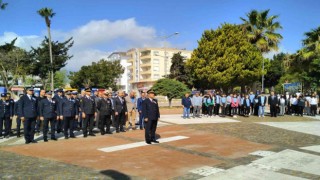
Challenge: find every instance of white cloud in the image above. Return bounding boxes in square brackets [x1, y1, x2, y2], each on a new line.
[0, 32, 42, 50]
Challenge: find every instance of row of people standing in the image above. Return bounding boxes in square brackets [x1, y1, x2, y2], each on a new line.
[182, 91, 319, 118]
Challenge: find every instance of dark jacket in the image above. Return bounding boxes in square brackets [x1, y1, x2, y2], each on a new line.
[113, 96, 128, 114]
[0, 99, 14, 118]
[59, 98, 79, 117]
[80, 95, 96, 115]
[268, 95, 279, 106]
[182, 97, 192, 107]
[14, 99, 20, 116]
[39, 98, 58, 118]
[19, 94, 38, 118]
[137, 97, 145, 112]
[142, 98, 160, 121]
[97, 98, 112, 115]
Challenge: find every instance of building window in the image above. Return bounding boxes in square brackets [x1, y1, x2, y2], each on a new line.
[153, 66, 159, 72]
[154, 74, 160, 79]
[153, 59, 159, 64]
[153, 51, 159, 56]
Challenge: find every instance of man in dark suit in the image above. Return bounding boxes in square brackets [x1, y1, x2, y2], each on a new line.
[268, 91, 279, 117]
[59, 92, 79, 139]
[39, 91, 58, 142]
[97, 92, 113, 135]
[137, 92, 146, 130]
[54, 89, 65, 133]
[36, 89, 46, 135]
[0, 93, 14, 139]
[19, 88, 38, 144]
[80, 88, 96, 137]
[142, 90, 160, 144]
[113, 90, 128, 133]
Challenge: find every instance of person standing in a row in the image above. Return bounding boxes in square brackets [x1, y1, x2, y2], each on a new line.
[142, 90, 160, 144]
[80, 88, 96, 138]
[113, 90, 128, 133]
[0, 93, 14, 139]
[19, 88, 38, 144]
[268, 91, 279, 117]
[60, 92, 79, 139]
[97, 92, 113, 135]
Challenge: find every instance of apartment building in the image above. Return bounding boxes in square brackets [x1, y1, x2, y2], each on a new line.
[127, 47, 192, 91]
[107, 52, 130, 92]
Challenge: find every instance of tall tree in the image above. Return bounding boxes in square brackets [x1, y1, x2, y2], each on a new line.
[166, 52, 193, 88]
[186, 24, 263, 92]
[151, 78, 189, 107]
[69, 59, 124, 90]
[54, 70, 68, 89]
[38, 7, 55, 91]
[29, 37, 73, 90]
[264, 53, 286, 88]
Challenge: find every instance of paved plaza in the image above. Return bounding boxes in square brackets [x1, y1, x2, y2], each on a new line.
[1, 114, 320, 179]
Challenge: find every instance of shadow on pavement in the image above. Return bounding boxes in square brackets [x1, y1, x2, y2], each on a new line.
[100, 169, 132, 180]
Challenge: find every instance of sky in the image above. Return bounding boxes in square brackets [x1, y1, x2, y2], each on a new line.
[0, 0, 319, 71]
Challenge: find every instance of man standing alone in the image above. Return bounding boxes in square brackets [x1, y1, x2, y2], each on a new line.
[142, 90, 160, 144]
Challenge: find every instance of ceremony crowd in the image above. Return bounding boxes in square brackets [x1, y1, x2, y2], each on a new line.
[0, 88, 160, 144]
[181, 91, 319, 119]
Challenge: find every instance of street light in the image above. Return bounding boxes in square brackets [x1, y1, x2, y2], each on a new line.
[161, 32, 179, 76]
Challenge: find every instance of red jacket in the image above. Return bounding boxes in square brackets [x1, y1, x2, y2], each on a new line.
[231, 98, 239, 107]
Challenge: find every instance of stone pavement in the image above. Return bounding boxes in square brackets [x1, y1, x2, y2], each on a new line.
[0, 114, 320, 179]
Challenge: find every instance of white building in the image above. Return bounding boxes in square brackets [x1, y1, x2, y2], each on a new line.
[107, 52, 130, 92]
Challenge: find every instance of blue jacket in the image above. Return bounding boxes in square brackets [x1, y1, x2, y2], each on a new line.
[137, 97, 146, 112]
[19, 95, 38, 118]
[142, 98, 160, 121]
[182, 97, 192, 107]
[39, 98, 58, 118]
[59, 98, 79, 117]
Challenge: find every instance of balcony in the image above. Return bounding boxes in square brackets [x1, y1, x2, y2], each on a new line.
[140, 70, 151, 75]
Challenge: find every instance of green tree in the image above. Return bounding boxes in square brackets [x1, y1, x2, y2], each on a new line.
[38, 7, 55, 91]
[186, 24, 263, 92]
[166, 52, 193, 88]
[54, 70, 68, 89]
[0, 38, 30, 89]
[151, 78, 189, 107]
[0, 0, 7, 10]
[264, 53, 286, 88]
[240, 9, 283, 53]
[29, 37, 73, 90]
[69, 59, 124, 90]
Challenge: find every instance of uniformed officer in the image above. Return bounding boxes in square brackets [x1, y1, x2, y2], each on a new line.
[54, 89, 65, 133]
[19, 88, 38, 144]
[142, 90, 160, 144]
[71, 91, 80, 131]
[59, 91, 79, 139]
[36, 89, 46, 135]
[6, 93, 15, 136]
[80, 88, 97, 137]
[14, 94, 24, 137]
[39, 91, 58, 142]
[0, 93, 14, 139]
[97, 92, 113, 135]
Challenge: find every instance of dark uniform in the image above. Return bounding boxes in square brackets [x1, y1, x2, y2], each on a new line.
[14, 95, 24, 137]
[80, 88, 96, 137]
[97, 95, 113, 134]
[19, 89, 38, 144]
[36, 95, 46, 134]
[39, 94, 58, 141]
[59, 93, 79, 138]
[54, 90, 65, 133]
[142, 90, 160, 144]
[113, 95, 127, 133]
[72, 91, 80, 130]
[0, 93, 14, 138]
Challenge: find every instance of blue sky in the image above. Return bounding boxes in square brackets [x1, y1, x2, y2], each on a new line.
[0, 0, 319, 70]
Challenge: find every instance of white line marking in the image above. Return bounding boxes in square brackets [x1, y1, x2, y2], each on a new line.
[98, 136, 189, 153]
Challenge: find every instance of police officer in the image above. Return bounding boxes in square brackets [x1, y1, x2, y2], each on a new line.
[59, 91, 79, 139]
[80, 88, 97, 137]
[6, 93, 15, 136]
[97, 92, 113, 135]
[0, 93, 14, 139]
[14, 94, 24, 137]
[54, 89, 65, 133]
[142, 90, 160, 144]
[71, 91, 80, 131]
[39, 91, 58, 142]
[19, 88, 38, 144]
[36, 89, 46, 135]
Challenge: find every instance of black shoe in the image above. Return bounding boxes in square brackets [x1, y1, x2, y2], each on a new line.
[106, 132, 113, 134]
[84, 134, 88, 138]
[120, 130, 126, 132]
[65, 136, 69, 139]
[89, 133, 96, 136]
[70, 136, 76, 138]
[146, 141, 151, 144]
[152, 140, 159, 143]
[116, 130, 120, 133]
[25, 141, 30, 144]
[44, 139, 48, 142]
[101, 132, 105, 135]
[31, 140, 37, 143]
[51, 137, 58, 141]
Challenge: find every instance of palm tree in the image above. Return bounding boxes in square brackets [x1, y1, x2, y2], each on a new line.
[0, 0, 8, 10]
[301, 26, 320, 59]
[241, 9, 283, 91]
[38, 7, 55, 91]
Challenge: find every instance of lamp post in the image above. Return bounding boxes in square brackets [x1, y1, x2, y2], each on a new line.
[162, 32, 179, 76]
